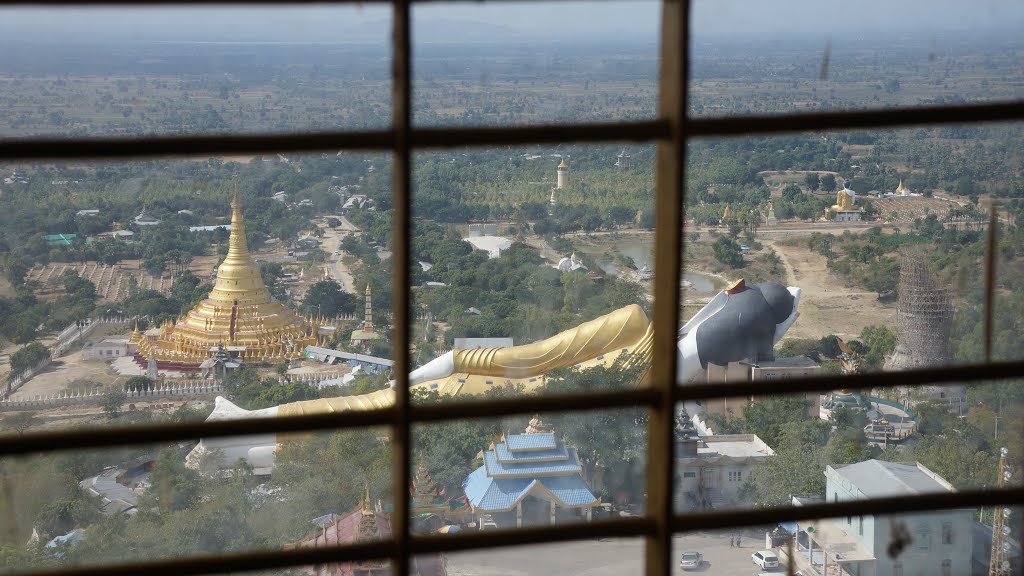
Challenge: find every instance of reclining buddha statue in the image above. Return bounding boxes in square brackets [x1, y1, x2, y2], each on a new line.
[192, 279, 800, 469]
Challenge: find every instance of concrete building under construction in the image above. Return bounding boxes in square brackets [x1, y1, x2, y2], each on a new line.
[884, 252, 966, 406]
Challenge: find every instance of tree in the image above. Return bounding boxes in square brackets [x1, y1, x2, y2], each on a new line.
[818, 335, 842, 358]
[302, 280, 358, 318]
[100, 389, 127, 419]
[1, 412, 38, 436]
[149, 446, 201, 512]
[804, 173, 820, 191]
[859, 325, 896, 372]
[8, 342, 50, 379]
[712, 237, 744, 268]
[743, 424, 830, 507]
[821, 174, 838, 192]
[862, 256, 899, 297]
[124, 376, 151, 392]
[35, 497, 96, 540]
[62, 271, 97, 303]
[741, 396, 826, 449]
[776, 338, 821, 362]
[782, 183, 803, 201]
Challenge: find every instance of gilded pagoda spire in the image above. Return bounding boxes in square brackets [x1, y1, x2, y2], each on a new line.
[129, 189, 315, 370]
[413, 451, 436, 497]
[227, 185, 249, 261]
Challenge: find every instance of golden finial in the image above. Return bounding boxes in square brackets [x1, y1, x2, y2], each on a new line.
[361, 478, 374, 516]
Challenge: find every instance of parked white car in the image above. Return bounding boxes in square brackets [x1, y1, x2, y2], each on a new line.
[679, 551, 702, 571]
[752, 550, 779, 570]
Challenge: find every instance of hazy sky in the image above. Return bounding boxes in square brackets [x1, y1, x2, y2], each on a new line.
[0, 0, 1021, 44]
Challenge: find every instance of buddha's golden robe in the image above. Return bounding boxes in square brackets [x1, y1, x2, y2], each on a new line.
[451, 303, 651, 378]
[278, 304, 653, 420]
[831, 189, 854, 212]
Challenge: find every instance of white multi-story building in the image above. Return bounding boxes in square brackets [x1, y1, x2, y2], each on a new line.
[675, 434, 774, 512]
[83, 337, 134, 360]
[796, 460, 972, 576]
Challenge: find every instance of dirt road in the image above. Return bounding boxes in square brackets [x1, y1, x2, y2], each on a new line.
[763, 239, 896, 341]
[317, 216, 359, 292]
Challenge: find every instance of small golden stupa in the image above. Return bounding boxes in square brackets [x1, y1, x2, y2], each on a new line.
[131, 189, 321, 370]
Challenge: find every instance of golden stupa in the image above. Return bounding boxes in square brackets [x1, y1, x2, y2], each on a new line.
[131, 190, 322, 369]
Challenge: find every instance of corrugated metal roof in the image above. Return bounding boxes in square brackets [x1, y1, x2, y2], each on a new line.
[832, 460, 953, 498]
[463, 467, 596, 511]
[539, 475, 599, 507]
[483, 447, 582, 478]
[494, 441, 568, 463]
[505, 433, 557, 451]
[80, 468, 139, 516]
[304, 346, 393, 368]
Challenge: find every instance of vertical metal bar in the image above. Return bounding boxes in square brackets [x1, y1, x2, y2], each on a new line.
[984, 205, 998, 363]
[391, 1, 412, 575]
[647, 0, 687, 574]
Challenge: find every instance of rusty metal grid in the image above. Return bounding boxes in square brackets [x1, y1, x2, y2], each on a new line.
[0, 1, 1021, 576]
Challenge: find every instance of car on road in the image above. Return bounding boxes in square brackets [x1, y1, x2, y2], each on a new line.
[752, 550, 779, 570]
[679, 551, 703, 571]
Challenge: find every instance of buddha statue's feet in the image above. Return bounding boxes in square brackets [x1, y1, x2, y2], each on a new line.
[186, 397, 278, 470]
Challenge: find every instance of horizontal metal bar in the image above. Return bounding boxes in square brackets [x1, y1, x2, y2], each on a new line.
[0, 407, 394, 456]
[4, 100, 1023, 160]
[13, 517, 656, 576]
[0, 388, 658, 456]
[0, 131, 395, 160]
[687, 100, 1024, 137]
[14, 540, 395, 576]
[409, 387, 660, 424]
[674, 359, 1024, 403]
[3, 361, 1017, 457]
[412, 121, 669, 148]
[408, 516, 656, 554]
[12, 487, 1024, 576]
[0, 121, 668, 161]
[674, 487, 1024, 533]
[0, 0, 629, 5]
[2, 360, 1016, 457]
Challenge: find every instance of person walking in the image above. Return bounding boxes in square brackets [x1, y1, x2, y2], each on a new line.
[735, 533, 742, 547]
[729, 535, 735, 548]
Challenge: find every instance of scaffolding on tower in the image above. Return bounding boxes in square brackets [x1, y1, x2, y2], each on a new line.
[989, 447, 1011, 576]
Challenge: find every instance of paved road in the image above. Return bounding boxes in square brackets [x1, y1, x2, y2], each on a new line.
[445, 530, 773, 576]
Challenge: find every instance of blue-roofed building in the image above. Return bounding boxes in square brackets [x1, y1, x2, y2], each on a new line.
[462, 431, 598, 528]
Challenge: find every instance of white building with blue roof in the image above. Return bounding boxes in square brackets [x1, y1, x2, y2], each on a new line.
[462, 432, 598, 528]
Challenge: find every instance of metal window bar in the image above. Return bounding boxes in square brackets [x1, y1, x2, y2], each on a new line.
[0, 0, 1020, 575]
